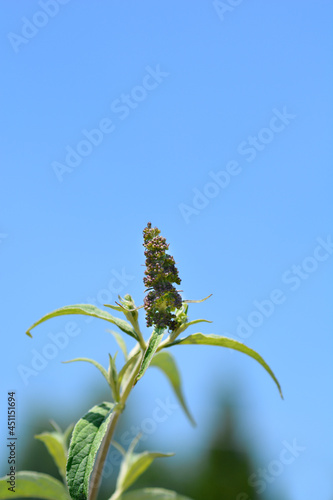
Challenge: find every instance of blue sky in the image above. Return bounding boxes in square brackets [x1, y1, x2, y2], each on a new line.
[0, 1, 332, 499]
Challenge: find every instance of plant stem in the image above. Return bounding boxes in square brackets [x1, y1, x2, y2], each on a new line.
[89, 354, 143, 500]
[156, 337, 171, 351]
[133, 322, 146, 351]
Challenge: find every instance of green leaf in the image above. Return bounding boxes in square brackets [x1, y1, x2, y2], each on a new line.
[183, 294, 212, 304]
[111, 440, 126, 456]
[108, 330, 128, 360]
[136, 329, 164, 383]
[104, 304, 123, 312]
[167, 333, 283, 398]
[167, 303, 212, 342]
[35, 431, 67, 481]
[26, 304, 138, 341]
[114, 447, 174, 497]
[113, 488, 194, 500]
[170, 318, 212, 341]
[63, 423, 74, 449]
[105, 295, 141, 329]
[48, 420, 73, 451]
[0, 471, 70, 499]
[177, 318, 212, 332]
[66, 401, 115, 500]
[128, 343, 141, 359]
[182, 318, 211, 329]
[150, 352, 195, 426]
[49, 420, 62, 433]
[108, 353, 120, 402]
[62, 358, 109, 387]
[118, 352, 140, 389]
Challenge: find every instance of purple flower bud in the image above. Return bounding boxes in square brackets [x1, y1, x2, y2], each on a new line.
[143, 223, 182, 331]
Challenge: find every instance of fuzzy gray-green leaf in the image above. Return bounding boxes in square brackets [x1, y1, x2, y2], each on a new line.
[66, 402, 115, 500]
[136, 329, 164, 382]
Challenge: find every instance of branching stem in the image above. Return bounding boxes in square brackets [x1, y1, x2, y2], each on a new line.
[89, 354, 143, 500]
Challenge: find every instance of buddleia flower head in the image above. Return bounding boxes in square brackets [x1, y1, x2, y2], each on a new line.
[143, 222, 182, 331]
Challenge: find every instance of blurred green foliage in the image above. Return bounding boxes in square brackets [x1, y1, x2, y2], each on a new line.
[1, 389, 288, 500]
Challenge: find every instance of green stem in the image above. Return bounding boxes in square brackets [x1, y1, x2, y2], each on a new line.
[156, 337, 171, 352]
[89, 354, 143, 500]
[133, 321, 146, 351]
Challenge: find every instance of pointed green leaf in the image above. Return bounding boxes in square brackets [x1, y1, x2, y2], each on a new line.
[183, 294, 212, 304]
[115, 450, 174, 496]
[104, 304, 123, 312]
[111, 440, 126, 456]
[118, 354, 138, 383]
[26, 304, 138, 341]
[49, 419, 62, 433]
[48, 420, 73, 451]
[62, 358, 109, 387]
[35, 431, 67, 480]
[136, 329, 164, 383]
[108, 353, 120, 402]
[63, 423, 74, 449]
[166, 302, 212, 343]
[105, 295, 142, 330]
[150, 352, 195, 426]
[166, 333, 283, 398]
[113, 488, 194, 500]
[128, 343, 141, 359]
[118, 352, 140, 389]
[108, 330, 128, 360]
[179, 318, 212, 331]
[171, 318, 212, 341]
[0, 471, 70, 499]
[66, 401, 115, 500]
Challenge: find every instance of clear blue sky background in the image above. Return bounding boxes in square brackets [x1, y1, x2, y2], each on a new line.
[0, 1, 332, 499]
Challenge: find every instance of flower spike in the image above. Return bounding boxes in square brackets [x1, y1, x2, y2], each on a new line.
[143, 222, 182, 331]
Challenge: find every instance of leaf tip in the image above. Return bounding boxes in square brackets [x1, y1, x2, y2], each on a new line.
[26, 330, 33, 338]
[190, 417, 197, 427]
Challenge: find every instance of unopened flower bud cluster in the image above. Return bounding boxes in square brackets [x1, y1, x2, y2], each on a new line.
[143, 222, 182, 331]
